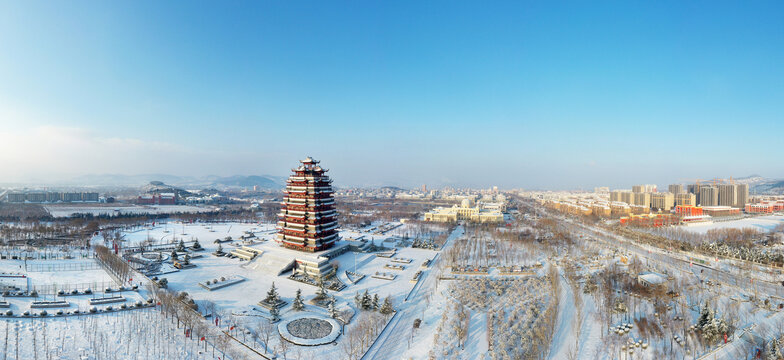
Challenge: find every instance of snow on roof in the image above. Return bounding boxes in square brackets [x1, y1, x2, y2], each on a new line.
[638, 272, 668, 285]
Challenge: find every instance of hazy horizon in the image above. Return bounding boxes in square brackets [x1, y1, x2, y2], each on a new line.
[2, 1, 783, 189]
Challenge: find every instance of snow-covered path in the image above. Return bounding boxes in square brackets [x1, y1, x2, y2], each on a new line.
[364, 225, 465, 360]
[548, 269, 577, 360]
[463, 310, 489, 357]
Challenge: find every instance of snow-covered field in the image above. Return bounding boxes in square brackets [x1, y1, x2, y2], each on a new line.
[679, 214, 784, 234]
[0, 308, 214, 359]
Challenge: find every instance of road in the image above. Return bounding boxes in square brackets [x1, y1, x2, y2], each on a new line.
[555, 215, 784, 298]
[541, 210, 784, 360]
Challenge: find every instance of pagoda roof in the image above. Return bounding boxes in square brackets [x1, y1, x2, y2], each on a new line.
[301, 156, 319, 164]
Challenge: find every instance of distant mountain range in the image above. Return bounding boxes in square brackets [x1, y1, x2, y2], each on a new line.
[66, 174, 286, 189]
[733, 174, 766, 185]
[733, 175, 784, 195]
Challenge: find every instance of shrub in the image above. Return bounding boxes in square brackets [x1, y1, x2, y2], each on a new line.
[39, 311, 48, 317]
[89, 307, 97, 313]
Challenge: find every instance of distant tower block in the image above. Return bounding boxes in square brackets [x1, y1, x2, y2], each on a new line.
[276, 157, 339, 252]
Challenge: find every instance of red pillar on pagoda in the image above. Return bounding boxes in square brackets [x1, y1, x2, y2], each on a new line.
[276, 157, 339, 252]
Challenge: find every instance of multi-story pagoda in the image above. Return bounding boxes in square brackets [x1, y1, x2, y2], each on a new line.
[276, 157, 339, 252]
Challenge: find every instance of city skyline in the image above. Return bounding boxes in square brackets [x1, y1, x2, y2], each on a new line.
[2, 1, 784, 189]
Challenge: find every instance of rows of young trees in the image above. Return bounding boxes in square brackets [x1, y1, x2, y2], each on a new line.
[429, 274, 558, 360]
[154, 287, 252, 360]
[93, 245, 132, 284]
[0, 307, 216, 360]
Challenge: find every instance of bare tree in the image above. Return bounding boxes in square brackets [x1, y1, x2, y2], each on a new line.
[258, 319, 275, 354]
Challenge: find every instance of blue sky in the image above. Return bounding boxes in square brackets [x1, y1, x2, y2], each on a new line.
[1, 1, 783, 189]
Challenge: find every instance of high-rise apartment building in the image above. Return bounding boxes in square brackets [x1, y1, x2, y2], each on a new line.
[668, 184, 685, 195]
[610, 190, 634, 204]
[632, 184, 657, 193]
[651, 192, 675, 211]
[718, 184, 737, 207]
[675, 193, 696, 207]
[687, 184, 701, 204]
[633, 192, 651, 207]
[621, 191, 634, 205]
[736, 184, 749, 208]
[699, 186, 719, 206]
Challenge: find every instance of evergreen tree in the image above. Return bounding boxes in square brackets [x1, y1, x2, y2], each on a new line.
[292, 289, 305, 311]
[270, 305, 280, 322]
[380, 295, 395, 315]
[183, 254, 191, 265]
[265, 282, 280, 305]
[361, 290, 372, 310]
[170, 250, 178, 261]
[328, 296, 339, 319]
[315, 279, 328, 300]
[354, 292, 363, 308]
[216, 243, 223, 254]
[372, 294, 380, 310]
[192, 239, 201, 249]
[177, 239, 185, 252]
[697, 302, 713, 330]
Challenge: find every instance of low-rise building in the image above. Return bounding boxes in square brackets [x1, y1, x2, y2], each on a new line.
[424, 199, 505, 223]
[637, 272, 668, 288]
[610, 202, 632, 216]
[137, 193, 177, 205]
[701, 206, 741, 218]
[5, 191, 99, 203]
[746, 201, 784, 213]
[675, 205, 703, 216]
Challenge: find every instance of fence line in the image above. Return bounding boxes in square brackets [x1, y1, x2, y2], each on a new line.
[25, 261, 102, 272]
[24, 281, 122, 296]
